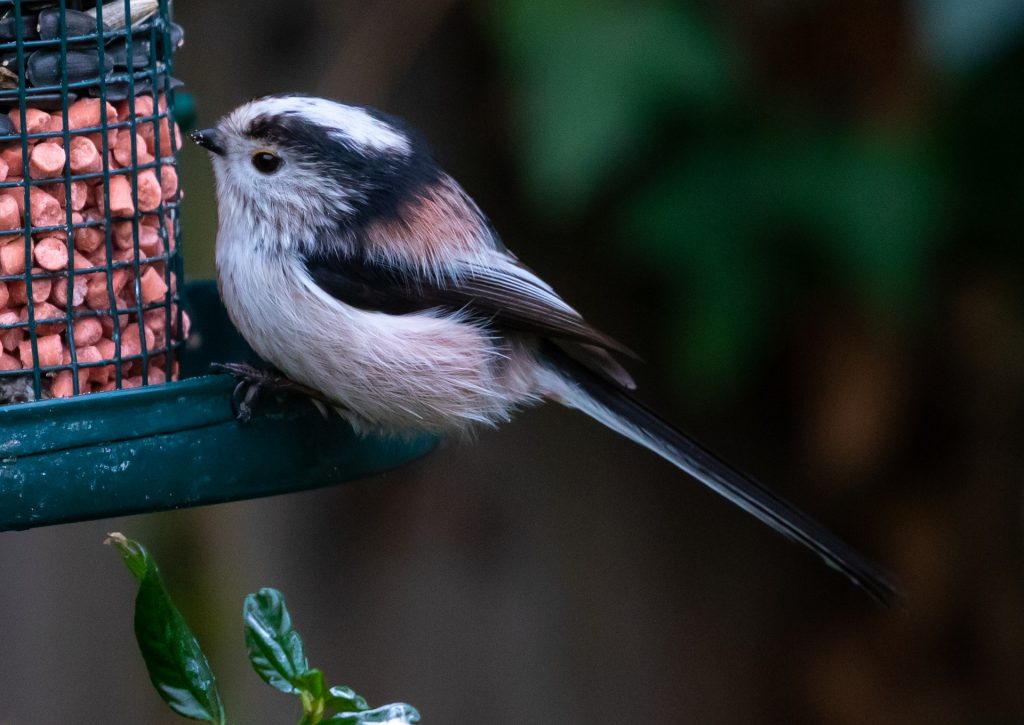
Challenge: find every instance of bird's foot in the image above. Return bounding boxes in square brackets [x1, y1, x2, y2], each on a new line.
[210, 362, 277, 422]
[210, 362, 330, 423]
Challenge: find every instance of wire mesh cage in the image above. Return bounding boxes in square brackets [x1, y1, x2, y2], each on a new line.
[0, 0, 186, 403]
[0, 1, 435, 534]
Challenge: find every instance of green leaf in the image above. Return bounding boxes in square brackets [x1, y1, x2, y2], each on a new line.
[107, 531, 148, 579]
[241, 586, 419, 724]
[296, 668, 326, 700]
[325, 703, 421, 724]
[106, 533, 226, 725]
[297, 669, 328, 725]
[326, 686, 369, 714]
[243, 587, 310, 695]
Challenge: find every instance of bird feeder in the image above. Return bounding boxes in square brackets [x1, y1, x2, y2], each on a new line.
[0, 0, 434, 533]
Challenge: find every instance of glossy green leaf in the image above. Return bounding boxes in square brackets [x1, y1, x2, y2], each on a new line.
[243, 587, 310, 695]
[324, 703, 421, 724]
[241, 586, 419, 724]
[107, 533, 226, 725]
[326, 686, 369, 714]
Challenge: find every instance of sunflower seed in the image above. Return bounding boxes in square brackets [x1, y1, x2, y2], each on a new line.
[27, 49, 114, 87]
[108, 22, 185, 67]
[0, 12, 39, 42]
[107, 37, 151, 68]
[167, 22, 184, 49]
[86, 0, 158, 32]
[91, 75, 182, 102]
[37, 8, 107, 41]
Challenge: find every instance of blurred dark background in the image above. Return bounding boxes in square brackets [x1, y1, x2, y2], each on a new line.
[3, 0, 1024, 722]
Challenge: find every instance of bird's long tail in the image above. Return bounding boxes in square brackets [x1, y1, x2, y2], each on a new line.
[541, 345, 901, 605]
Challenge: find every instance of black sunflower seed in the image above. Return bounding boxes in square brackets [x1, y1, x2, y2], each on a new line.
[0, 12, 39, 42]
[27, 49, 114, 87]
[168, 22, 184, 49]
[37, 8, 107, 41]
[91, 75, 182, 102]
[107, 38, 151, 68]
[113, 22, 185, 64]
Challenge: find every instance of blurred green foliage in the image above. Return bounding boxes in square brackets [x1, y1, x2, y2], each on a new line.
[918, 0, 1024, 72]
[490, 1, 737, 213]
[628, 129, 943, 387]
[489, 0, 967, 395]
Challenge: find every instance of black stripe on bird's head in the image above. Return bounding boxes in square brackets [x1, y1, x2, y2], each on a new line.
[209, 95, 444, 235]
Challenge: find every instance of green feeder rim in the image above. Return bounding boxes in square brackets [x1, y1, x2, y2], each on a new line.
[0, 281, 438, 533]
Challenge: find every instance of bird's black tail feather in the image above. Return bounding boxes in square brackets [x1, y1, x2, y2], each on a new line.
[543, 344, 902, 606]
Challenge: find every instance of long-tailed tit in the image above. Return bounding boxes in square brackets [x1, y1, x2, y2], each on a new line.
[192, 94, 898, 604]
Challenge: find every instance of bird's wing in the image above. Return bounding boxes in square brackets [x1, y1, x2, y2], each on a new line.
[303, 250, 637, 362]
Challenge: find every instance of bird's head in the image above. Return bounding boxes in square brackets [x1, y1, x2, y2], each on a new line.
[191, 94, 437, 249]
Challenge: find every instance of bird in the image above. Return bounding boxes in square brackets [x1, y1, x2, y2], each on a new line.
[191, 94, 899, 604]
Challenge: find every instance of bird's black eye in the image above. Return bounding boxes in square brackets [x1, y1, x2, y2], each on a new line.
[251, 151, 282, 174]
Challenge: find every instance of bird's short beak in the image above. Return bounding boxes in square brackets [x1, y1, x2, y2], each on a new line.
[191, 128, 225, 155]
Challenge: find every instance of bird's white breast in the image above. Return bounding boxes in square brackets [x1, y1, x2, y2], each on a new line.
[214, 225, 542, 434]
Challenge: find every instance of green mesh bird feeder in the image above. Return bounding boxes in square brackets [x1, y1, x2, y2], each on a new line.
[0, 0, 433, 533]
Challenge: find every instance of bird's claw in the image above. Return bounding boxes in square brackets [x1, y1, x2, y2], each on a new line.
[210, 362, 332, 423]
[210, 362, 283, 423]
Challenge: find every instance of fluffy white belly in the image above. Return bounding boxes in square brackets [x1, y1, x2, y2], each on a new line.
[216, 249, 542, 433]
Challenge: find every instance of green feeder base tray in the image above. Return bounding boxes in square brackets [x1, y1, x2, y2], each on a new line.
[0, 281, 436, 533]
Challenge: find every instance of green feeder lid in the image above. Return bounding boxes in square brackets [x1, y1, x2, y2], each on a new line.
[0, 281, 437, 533]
